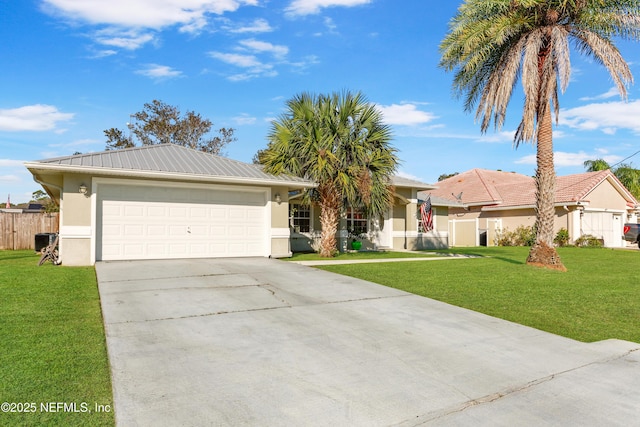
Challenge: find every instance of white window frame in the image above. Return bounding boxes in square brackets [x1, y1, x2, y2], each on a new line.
[290, 203, 312, 233]
[346, 207, 368, 235]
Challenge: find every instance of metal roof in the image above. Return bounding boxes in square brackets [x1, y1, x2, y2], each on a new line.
[391, 175, 435, 190]
[418, 194, 465, 208]
[27, 144, 315, 187]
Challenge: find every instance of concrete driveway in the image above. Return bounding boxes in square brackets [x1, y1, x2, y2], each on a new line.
[96, 258, 640, 426]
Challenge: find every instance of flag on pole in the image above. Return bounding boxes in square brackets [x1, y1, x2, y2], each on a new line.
[5, 194, 10, 209]
[420, 196, 433, 232]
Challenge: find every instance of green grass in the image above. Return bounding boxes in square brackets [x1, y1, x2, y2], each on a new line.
[0, 251, 114, 426]
[317, 246, 640, 344]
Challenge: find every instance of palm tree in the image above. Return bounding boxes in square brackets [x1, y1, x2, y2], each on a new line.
[584, 159, 612, 172]
[584, 158, 640, 199]
[440, 0, 639, 270]
[259, 91, 398, 257]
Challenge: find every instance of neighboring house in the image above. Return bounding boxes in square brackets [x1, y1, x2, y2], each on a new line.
[289, 176, 453, 253]
[425, 168, 639, 248]
[24, 144, 450, 266]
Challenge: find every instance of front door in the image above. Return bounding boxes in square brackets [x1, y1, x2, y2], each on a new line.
[372, 208, 392, 248]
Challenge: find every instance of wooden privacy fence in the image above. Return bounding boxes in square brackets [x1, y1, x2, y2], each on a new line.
[0, 212, 59, 250]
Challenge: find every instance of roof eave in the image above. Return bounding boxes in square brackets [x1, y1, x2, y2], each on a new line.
[24, 162, 317, 189]
[482, 201, 587, 211]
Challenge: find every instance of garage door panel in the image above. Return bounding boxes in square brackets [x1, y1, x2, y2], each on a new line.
[102, 244, 120, 257]
[123, 244, 144, 256]
[228, 226, 246, 238]
[124, 224, 144, 236]
[247, 226, 263, 235]
[210, 208, 227, 219]
[148, 206, 166, 216]
[169, 225, 187, 236]
[147, 225, 166, 236]
[98, 184, 267, 261]
[190, 207, 207, 218]
[147, 244, 166, 256]
[190, 225, 208, 235]
[103, 224, 121, 237]
[124, 205, 144, 217]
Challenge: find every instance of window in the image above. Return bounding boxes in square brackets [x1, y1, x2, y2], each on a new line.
[346, 208, 368, 235]
[290, 204, 310, 232]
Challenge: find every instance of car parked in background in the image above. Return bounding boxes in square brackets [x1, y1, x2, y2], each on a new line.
[623, 223, 640, 248]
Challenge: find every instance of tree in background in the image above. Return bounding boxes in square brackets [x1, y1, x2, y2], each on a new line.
[259, 91, 398, 257]
[584, 159, 640, 200]
[440, 0, 640, 271]
[31, 190, 59, 213]
[104, 99, 236, 155]
[438, 172, 459, 181]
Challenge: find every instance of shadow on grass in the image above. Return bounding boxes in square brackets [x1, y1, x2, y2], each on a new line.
[425, 250, 526, 266]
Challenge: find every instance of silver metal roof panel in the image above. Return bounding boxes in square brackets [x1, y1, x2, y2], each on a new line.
[29, 144, 314, 186]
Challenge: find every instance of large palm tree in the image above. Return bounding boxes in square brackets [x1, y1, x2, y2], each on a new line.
[260, 91, 398, 257]
[440, 0, 639, 270]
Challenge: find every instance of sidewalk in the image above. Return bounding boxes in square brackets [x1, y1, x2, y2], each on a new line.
[290, 253, 478, 266]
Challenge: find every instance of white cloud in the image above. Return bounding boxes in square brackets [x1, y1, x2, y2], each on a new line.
[515, 151, 623, 167]
[0, 105, 74, 132]
[209, 52, 265, 68]
[289, 55, 321, 73]
[475, 130, 515, 144]
[209, 38, 292, 80]
[0, 174, 21, 183]
[94, 28, 155, 50]
[43, 0, 259, 49]
[0, 159, 26, 167]
[475, 128, 565, 144]
[285, 0, 371, 16]
[323, 17, 338, 34]
[238, 39, 289, 58]
[136, 64, 184, 81]
[233, 113, 257, 125]
[209, 51, 277, 80]
[560, 100, 640, 134]
[49, 138, 101, 151]
[227, 70, 278, 81]
[229, 18, 273, 33]
[89, 49, 118, 58]
[579, 86, 622, 101]
[395, 170, 425, 183]
[43, 0, 257, 29]
[377, 103, 436, 126]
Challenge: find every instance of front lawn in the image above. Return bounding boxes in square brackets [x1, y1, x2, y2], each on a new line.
[0, 251, 114, 426]
[317, 246, 640, 343]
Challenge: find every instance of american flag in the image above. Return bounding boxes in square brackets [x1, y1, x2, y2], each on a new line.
[420, 196, 433, 232]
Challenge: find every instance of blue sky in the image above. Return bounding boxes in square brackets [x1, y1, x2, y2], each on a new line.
[2, 0, 640, 204]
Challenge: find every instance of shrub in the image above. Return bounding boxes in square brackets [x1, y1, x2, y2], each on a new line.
[554, 228, 570, 247]
[494, 225, 536, 246]
[574, 234, 604, 248]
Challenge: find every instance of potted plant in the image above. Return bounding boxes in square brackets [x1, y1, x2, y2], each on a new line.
[348, 228, 365, 250]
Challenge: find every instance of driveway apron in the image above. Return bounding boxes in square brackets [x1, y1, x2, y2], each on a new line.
[96, 258, 640, 426]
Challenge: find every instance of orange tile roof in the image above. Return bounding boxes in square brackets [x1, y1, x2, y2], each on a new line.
[425, 168, 638, 209]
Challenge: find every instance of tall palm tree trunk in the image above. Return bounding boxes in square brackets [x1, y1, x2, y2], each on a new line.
[318, 184, 341, 257]
[526, 105, 566, 271]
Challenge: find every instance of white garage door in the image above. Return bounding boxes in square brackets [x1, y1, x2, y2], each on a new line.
[582, 211, 623, 247]
[97, 184, 267, 261]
